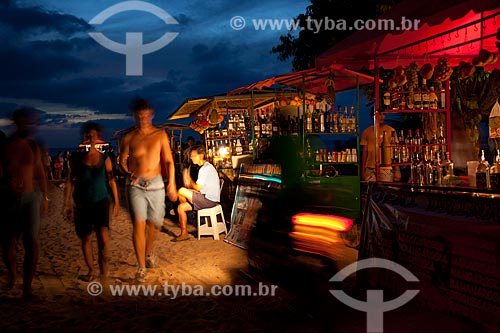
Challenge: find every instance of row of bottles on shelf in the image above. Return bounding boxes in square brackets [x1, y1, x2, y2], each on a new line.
[306, 139, 358, 164]
[409, 150, 454, 186]
[381, 126, 447, 165]
[207, 112, 251, 139]
[382, 80, 446, 111]
[254, 109, 279, 138]
[305, 105, 357, 134]
[474, 150, 500, 189]
[227, 111, 251, 136]
[206, 138, 251, 159]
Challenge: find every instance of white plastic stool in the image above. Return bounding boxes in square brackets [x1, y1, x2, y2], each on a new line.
[197, 204, 227, 240]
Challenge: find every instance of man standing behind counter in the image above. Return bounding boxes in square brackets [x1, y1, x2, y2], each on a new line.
[119, 98, 177, 282]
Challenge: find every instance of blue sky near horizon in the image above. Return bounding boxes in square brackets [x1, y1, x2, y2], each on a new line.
[0, 0, 313, 148]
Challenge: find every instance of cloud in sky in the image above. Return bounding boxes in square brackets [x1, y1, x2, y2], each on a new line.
[0, 0, 310, 147]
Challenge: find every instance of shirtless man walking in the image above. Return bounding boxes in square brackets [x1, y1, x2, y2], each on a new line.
[1, 108, 48, 298]
[119, 99, 177, 282]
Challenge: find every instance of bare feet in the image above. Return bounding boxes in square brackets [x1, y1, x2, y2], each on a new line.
[82, 271, 97, 282]
[172, 234, 191, 242]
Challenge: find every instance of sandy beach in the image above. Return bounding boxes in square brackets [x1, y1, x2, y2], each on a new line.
[0, 183, 486, 333]
[0, 183, 328, 332]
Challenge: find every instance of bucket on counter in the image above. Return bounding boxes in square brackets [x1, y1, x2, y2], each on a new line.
[379, 166, 393, 182]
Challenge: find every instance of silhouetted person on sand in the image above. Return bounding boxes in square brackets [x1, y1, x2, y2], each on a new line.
[0, 108, 48, 299]
[63, 122, 120, 282]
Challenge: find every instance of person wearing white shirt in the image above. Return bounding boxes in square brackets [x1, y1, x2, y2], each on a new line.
[175, 145, 220, 241]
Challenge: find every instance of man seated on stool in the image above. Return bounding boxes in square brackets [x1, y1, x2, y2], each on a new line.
[175, 145, 220, 241]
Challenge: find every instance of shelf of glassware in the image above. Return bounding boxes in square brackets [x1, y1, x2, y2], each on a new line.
[304, 127, 360, 174]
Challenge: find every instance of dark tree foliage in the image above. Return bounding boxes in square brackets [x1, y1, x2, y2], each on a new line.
[271, 0, 403, 70]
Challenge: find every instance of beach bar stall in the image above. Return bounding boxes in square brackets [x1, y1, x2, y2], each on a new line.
[168, 65, 378, 221]
[315, 0, 500, 330]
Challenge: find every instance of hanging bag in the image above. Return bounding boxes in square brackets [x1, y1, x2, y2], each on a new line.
[489, 100, 500, 138]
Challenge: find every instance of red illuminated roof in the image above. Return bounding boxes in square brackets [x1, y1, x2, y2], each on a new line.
[316, 0, 500, 69]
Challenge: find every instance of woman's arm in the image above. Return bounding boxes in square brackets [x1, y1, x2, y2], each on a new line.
[63, 158, 75, 219]
[105, 156, 120, 216]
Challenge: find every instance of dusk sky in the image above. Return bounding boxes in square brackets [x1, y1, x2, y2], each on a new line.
[0, 0, 310, 149]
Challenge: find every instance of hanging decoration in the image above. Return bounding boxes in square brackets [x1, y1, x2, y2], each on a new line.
[189, 117, 210, 134]
[419, 63, 434, 80]
[324, 72, 336, 104]
[207, 100, 221, 125]
[434, 57, 453, 81]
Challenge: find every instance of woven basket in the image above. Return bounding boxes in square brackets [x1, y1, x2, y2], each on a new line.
[379, 166, 393, 182]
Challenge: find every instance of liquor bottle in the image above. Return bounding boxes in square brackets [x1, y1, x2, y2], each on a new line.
[324, 105, 331, 133]
[422, 133, 430, 156]
[490, 150, 500, 189]
[336, 106, 342, 132]
[391, 86, 400, 110]
[235, 139, 243, 155]
[306, 107, 313, 133]
[413, 129, 422, 154]
[437, 82, 446, 109]
[410, 151, 420, 185]
[421, 79, 430, 110]
[383, 88, 391, 110]
[343, 106, 349, 132]
[349, 105, 356, 132]
[446, 152, 454, 178]
[312, 106, 319, 133]
[476, 150, 490, 188]
[390, 130, 399, 164]
[381, 130, 392, 166]
[429, 86, 438, 109]
[398, 130, 408, 163]
[437, 125, 446, 154]
[439, 151, 452, 184]
[332, 106, 340, 133]
[413, 82, 422, 110]
[319, 108, 325, 133]
[405, 129, 413, 155]
[399, 85, 407, 110]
